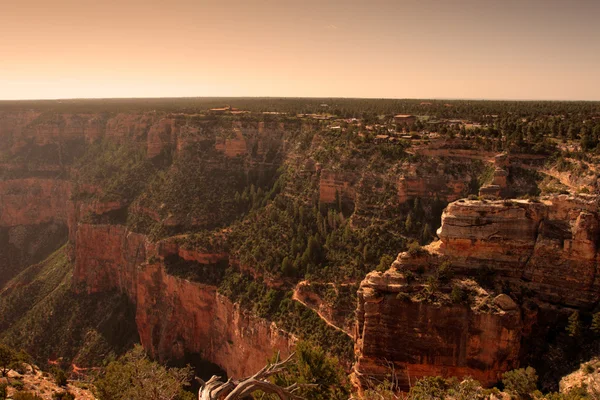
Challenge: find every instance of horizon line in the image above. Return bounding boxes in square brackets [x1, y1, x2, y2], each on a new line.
[1, 95, 600, 103]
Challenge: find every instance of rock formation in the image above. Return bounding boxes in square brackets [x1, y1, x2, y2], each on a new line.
[72, 223, 295, 379]
[354, 259, 522, 389]
[355, 194, 600, 389]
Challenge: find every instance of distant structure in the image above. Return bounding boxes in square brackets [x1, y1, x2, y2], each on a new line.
[393, 114, 416, 126]
[209, 106, 240, 115]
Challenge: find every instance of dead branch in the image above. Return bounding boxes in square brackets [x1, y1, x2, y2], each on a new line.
[197, 352, 317, 400]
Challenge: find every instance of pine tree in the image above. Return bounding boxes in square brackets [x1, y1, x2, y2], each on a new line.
[591, 312, 600, 334]
[567, 311, 581, 337]
[405, 214, 413, 233]
[421, 223, 432, 244]
[281, 256, 294, 277]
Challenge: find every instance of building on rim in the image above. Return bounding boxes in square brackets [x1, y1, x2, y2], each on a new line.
[393, 114, 416, 126]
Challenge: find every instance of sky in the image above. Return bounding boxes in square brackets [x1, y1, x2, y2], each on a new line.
[1, 0, 599, 101]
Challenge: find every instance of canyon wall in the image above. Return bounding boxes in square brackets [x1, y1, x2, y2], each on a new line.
[355, 194, 600, 389]
[437, 195, 600, 307]
[0, 111, 287, 162]
[72, 223, 295, 379]
[0, 178, 72, 286]
[355, 269, 521, 388]
[0, 110, 297, 378]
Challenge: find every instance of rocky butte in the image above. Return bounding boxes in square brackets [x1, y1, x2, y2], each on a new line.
[354, 194, 600, 390]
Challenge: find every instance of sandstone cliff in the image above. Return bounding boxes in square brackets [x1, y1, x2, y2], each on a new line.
[355, 194, 600, 389]
[73, 223, 295, 379]
[354, 265, 521, 389]
[0, 178, 71, 285]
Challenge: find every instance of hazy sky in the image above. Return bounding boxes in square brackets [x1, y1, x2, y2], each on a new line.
[1, 0, 599, 100]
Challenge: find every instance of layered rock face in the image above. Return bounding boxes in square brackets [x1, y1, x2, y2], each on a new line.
[397, 175, 469, 204]
[0, 111, 287, 162]
[73, 223, 294, 378]
[355, 194, 600, 389]
[319, 170, 357, 204]
[0, 178, 71, 286]
[0, 178, 71, 227]
[354, 269, 521, 389]
[438, 195, 600, 307]
[0, 111, 297, 378]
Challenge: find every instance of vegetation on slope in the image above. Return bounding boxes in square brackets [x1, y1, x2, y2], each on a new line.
[0, 247, 139, 369]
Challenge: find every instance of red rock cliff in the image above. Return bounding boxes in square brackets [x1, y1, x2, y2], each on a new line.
[73, 223, 295, 378]
[437, 195, 600, 307]
[0, 178, 71, 227]
[355, 194, 600, 389]
[354, 267, 521, 389]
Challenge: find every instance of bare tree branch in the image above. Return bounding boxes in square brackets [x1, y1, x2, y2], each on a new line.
[198, 352, 317, 400]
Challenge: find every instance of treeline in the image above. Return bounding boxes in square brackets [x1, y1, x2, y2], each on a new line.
[2, 97, 598, 121]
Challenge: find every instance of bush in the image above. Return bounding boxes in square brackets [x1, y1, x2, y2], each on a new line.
[409, 376, 448, 399]
[448, 378, 485, 400]
[377, 255, 394, 272]
[52, 368, 68, 387]
[585, 364, 595, 374]
[52, 392, 75, 400]
[0, 344, 16, 377]
[436, 261, 453, 282]
[566, 311, 581, 337]
[95, 345, 192, 400]
[0, 383, 6, 400]
[450, 285, 469, 305]
[10, 380, 24, 390]
[396, 292, 411, 302]
[502, 366, 538, 400]
[407, 241, 423, 257]
[271, 341, 350, 400]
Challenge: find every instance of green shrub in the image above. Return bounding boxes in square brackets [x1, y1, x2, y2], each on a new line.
[436, 261, 453, 282]
[409, 376, 448, 399]
[447, 377, 485, 400]
[271, 341, 350, 400]
[52, 368, 68, 387]
[0, 344, 16, 377]
[584, 364, 595, 374]
[52, 392, 75, 400]
[407, 241, 423, 257]
[450, 285, 469, 305]
[10, 380, 24, 390]
[502, 366, 538, 400]
[566, 311, 581, 337]
[396, 292, 411, 302]
[377, 255, 394, 272]
[95, 345, 191, 400]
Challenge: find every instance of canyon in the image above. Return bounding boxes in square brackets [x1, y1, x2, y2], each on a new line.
[1, 104, 599, 395]
[355, 194, 600, 390]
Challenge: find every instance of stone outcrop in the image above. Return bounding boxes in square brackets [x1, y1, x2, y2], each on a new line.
[438, 195, 600, 307]
[73, 223, 294, 379]
[355, 194, 600, 389]
[479, 153, 509, 198]
[397, 175, 469, 204]
[293, 281, 356, 334]
[319, 170, 357, 204]
[354, 268, 522, 390]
